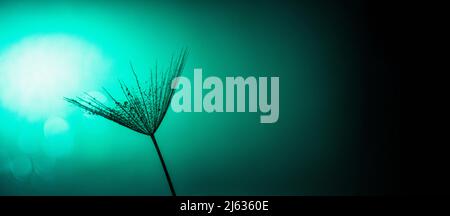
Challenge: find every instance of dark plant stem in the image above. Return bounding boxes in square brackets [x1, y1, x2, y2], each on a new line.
[150, 134, 176, 196]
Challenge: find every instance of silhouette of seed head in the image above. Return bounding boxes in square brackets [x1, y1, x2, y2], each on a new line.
[65, 49, 188, 136]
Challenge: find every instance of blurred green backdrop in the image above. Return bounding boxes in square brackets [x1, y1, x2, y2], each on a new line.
[0, 0, 372, 195]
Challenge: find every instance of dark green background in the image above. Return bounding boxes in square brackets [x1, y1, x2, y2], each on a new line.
[0, 0, 387, 195]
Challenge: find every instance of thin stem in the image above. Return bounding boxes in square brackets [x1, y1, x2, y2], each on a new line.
[150, 134, 176, 196]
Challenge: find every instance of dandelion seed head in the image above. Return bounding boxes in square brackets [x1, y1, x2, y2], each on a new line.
[65, 49, 188, 136]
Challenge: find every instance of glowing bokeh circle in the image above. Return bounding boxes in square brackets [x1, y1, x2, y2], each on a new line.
[0, 34, 109, 120]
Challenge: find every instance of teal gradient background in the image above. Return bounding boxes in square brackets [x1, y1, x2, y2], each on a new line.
[0, 0, 382, 195]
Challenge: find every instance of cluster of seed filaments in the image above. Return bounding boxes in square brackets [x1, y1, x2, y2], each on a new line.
[65, 50, 187, 135]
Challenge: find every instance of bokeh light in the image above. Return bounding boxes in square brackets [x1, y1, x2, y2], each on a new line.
[8, 156, 33, 181]
[43, 117, 74, 158]
[0, 34, 110, 121]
